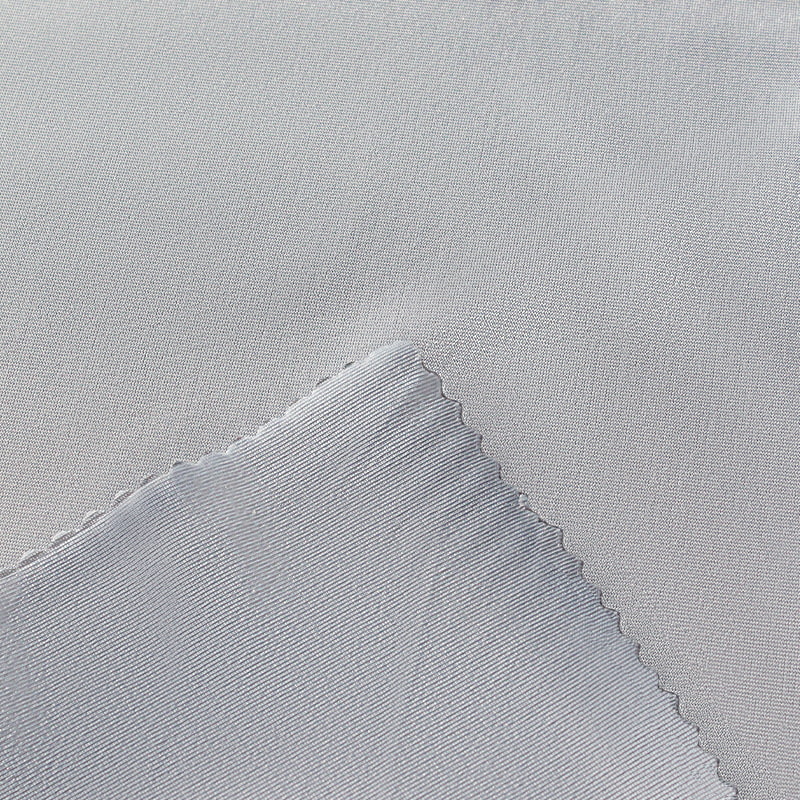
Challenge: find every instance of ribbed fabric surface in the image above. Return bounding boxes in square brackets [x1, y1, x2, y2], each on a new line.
[0, 343, 731, 799]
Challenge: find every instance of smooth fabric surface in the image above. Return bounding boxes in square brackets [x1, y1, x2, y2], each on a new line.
[0, 344, 732, 799]
[0, 2, 797, 797]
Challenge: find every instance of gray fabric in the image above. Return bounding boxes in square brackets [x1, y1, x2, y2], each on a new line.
[0, 344, 731, 799]
[0, 2, 797, 797]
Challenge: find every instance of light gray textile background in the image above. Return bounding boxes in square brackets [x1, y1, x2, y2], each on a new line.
[0, 2, 797, 798]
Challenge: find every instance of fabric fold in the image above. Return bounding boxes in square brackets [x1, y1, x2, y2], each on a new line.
[0, 342, 732, 799]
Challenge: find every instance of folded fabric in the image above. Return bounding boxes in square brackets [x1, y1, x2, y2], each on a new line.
[0, 343, 731, 799]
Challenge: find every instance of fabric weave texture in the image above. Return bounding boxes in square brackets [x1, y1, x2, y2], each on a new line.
[0, 2, 797, 797]
[0, 344, 732, 799]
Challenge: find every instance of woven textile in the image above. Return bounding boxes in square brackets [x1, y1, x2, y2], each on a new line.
[1, 3, 797, 796]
